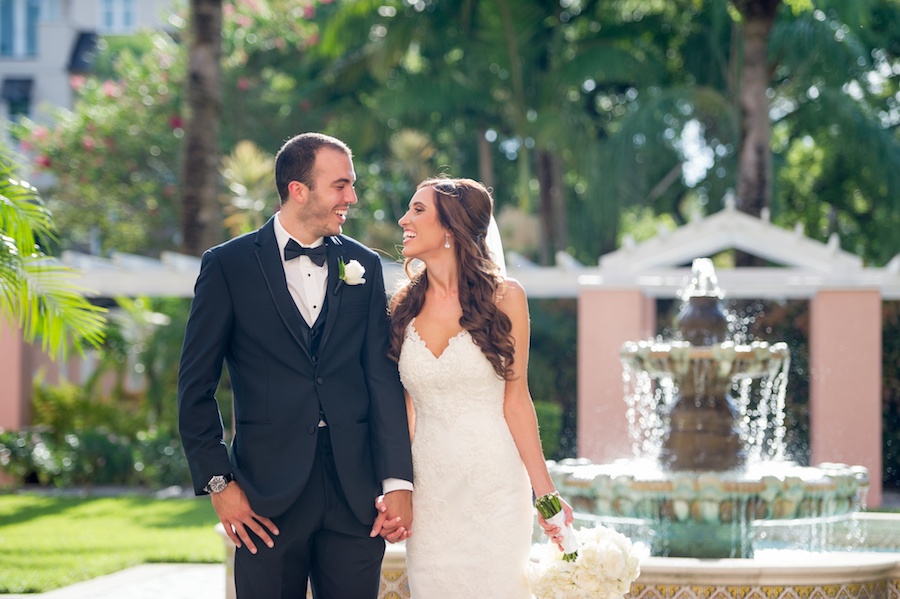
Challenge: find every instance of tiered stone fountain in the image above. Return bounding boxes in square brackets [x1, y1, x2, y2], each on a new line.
[550, 259, 869, 559]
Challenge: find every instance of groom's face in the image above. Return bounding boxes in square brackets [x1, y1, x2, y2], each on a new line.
[295, 148, 358, 242]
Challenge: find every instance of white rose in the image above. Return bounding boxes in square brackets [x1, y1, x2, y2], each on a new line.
[341, 259, 366, 285]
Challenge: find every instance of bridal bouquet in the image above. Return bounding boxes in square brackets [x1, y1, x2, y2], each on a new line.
[529, 524, 642, 599]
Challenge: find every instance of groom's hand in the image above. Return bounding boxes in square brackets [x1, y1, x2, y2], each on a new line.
[211, 481, 280, 554]
[370, 490, 413, 543]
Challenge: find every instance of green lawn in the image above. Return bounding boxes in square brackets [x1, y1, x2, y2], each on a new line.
[0, 493, 223, 594]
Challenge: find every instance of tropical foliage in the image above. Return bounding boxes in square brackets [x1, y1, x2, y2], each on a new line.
[0, 148, 105, 356]
[15, 0, 900, 266]
[5, 0, 900, 482]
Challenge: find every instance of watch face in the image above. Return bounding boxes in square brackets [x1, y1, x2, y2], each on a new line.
[209, 476, 227, 493]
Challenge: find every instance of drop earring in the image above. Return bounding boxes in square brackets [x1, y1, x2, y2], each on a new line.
[444, 234, 451, 249]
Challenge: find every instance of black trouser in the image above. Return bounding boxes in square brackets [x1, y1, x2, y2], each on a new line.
[235, 428, 385, 599]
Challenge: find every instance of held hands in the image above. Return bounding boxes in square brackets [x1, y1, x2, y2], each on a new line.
[370, 490, 413, 543]
[537, 496, 574, 552]
[210, 481, 280, 554]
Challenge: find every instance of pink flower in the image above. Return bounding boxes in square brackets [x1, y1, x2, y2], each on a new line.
[82, 137, 95, 151]
[102, 80, 120, 98]
[169, 115, 183, 129]
[304, 6, 315, 19]
[237, 77, 251, 90]
[32, 126, 49, 141]
[36, 155, 52, 169]
[70, 75, 86, 90]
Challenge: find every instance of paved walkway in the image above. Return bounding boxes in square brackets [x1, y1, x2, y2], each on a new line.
[4, 564, 226, 599]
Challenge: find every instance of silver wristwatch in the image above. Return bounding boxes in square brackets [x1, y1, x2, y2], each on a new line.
[205, 473, 234, 494]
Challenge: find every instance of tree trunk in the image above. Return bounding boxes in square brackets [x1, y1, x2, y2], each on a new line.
[537, 149, 567, 265]
[551, 152, 567, 255]
[179, 0, 223, 257]
[733, 0, 780, 266]
[477, 130, 495, 195]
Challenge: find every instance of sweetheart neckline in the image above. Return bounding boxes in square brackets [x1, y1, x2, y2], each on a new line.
[408, 318, 468, 361]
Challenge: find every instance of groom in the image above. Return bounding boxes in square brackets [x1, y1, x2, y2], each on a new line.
[178, 132, 414, 598]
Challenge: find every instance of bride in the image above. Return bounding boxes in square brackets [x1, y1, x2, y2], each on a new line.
[382, 177, 573, 597]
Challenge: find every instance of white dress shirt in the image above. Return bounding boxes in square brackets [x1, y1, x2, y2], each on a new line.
[273, 213, 328, 327]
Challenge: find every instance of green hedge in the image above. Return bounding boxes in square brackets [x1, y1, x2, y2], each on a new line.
[0, 380, 190, 489]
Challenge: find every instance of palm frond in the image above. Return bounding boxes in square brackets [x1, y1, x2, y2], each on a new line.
[8, 257, 107, 356]
[0, 157, 55, 254]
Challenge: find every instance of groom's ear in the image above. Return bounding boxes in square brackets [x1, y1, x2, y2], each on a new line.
[287, 180, 309, 204]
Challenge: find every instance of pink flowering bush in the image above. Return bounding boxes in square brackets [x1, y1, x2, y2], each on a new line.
[16, 34, 185, 254]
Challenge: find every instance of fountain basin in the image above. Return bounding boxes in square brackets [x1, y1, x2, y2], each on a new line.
[218, 512, 900, 598]
[631, 550, 900, 598]
[551, 458, 869, 558]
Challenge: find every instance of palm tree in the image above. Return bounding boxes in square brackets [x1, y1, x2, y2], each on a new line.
[318, 0, 665, 262]
[596, 0, 900, 263]
[179, 0, 223, 256]
[0, 149, 106, 356]
[219, 140, 277, 237]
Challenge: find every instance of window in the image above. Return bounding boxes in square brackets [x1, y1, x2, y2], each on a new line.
[0, 0, 40, 57]
[0, 0, 15, 56]
[2, 78, 33, 123]
[25, 0, 38, 55]
[100, 0, 135, 33]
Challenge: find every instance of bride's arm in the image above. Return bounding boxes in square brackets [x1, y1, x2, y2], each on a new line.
[498, 280, 573, 519]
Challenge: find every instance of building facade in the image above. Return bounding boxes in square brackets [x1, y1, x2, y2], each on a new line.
[0, 0, 173, 131]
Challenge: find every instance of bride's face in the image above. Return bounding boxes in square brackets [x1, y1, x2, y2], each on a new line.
[398, 187, 449, 260]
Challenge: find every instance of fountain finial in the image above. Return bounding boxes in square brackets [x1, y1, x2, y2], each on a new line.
[679, 258, 723, 299]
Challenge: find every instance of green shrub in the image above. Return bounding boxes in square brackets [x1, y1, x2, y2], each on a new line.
[535, 400, 564, 461]
[0, 426, 191, 489]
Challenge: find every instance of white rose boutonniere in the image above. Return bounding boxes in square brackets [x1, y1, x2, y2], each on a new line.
[335, 258, 366, 294]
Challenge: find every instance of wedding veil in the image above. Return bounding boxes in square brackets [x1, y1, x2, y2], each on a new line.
[486, 215, 507, 277]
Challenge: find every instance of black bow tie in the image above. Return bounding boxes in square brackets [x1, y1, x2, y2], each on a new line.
[284, 239, 327, 266]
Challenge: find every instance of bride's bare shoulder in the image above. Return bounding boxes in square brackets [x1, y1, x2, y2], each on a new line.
[494, 277, 527, 310]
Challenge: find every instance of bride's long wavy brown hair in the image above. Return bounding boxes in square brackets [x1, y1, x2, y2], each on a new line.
[388, 178, 516, 380]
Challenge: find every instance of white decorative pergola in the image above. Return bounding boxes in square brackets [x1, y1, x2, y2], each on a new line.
[1, 202, 897, 503]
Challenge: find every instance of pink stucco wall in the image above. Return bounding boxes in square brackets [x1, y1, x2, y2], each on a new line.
[0, 319, 29, 430]
[577, 288, 655, 463]
[809, 290, 883, 507]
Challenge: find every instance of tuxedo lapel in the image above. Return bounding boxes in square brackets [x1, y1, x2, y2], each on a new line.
[254, 218, 313, 362]
[317, 236, 344, 356]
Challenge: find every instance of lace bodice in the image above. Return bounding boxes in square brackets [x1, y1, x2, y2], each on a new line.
[399, 321, 506, 423]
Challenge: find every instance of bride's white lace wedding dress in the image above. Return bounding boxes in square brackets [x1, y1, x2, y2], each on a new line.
[399, 319, 534, 598]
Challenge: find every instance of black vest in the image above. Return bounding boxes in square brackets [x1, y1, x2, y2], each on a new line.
[302, 294, 328, 360]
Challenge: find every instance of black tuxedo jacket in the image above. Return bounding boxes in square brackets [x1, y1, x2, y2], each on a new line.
[177, 217, 413, 525]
